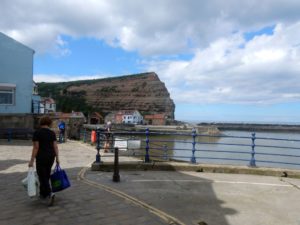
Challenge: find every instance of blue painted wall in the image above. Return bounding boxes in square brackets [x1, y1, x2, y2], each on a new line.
[0, 33, 34, 113]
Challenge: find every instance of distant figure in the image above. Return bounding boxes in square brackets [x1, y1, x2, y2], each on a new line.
[104, 121, 112, 153]
[58, 120, 66, 143]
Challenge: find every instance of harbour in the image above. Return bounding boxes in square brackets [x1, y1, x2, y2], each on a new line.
[109, 128, 300, 170]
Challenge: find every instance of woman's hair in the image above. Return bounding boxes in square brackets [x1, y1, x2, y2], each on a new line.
[39, 116, 53, 127]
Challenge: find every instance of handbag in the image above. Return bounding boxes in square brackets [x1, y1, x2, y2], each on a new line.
[25, 167, 38, 197]
[50, 164, 71, 192]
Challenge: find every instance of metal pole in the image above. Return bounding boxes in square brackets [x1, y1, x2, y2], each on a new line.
[249, 132, 256, 167]
[95, 128, 101, 163]
[8, 129, 12, 142]
[163, 144, 168, 161]
[145, 128, 150, 163]
[59, 131, 62, 143]
[113, 147, 120, 182]
[190, 128, 196, 163]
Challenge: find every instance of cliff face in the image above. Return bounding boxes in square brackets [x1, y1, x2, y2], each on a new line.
[38, 72, 175, 119]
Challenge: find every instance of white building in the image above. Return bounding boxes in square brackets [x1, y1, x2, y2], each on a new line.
[122, 110, 143, 124]
[40, 97, 56, 114]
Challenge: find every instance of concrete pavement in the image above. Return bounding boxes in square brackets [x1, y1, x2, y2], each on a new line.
[0, 139, 300, 225]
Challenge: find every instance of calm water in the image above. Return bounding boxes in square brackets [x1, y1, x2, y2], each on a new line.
[128, 130, 300, 170]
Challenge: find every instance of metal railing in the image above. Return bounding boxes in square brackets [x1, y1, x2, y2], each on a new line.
[80, 128, 300, 170]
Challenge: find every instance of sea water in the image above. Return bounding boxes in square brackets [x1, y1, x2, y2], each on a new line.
[128, 130, 300, 170]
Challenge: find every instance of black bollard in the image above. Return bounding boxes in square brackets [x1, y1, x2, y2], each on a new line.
[113, 147, 120, 182]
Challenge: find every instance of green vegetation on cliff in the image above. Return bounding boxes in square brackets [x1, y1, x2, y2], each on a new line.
[38, 82, 94, 114]
[37, 72, 175, 118]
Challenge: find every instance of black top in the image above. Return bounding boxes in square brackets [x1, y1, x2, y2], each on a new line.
[32, 128, 57, 161]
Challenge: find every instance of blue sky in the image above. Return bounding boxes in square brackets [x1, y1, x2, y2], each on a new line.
[1, 0, 300, 123]
[35, 36, 142, 76]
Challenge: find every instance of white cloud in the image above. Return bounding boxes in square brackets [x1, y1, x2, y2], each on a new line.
[1, 0, 300, 55]
[146, 22, 300, 104]
[1, 0, 300, 106]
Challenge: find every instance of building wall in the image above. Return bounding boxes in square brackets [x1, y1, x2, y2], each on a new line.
[32, 95, 41, 114]
[0, 114, 34, 129]
[0, 33, 34, 113]
[144, 114, 166, 125]
[151, 118, 165, 125]
[115, 114, 123, 124]
[45, 102, 56, 113]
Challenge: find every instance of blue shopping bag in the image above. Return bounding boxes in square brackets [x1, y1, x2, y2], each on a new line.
[50, 164, 71, 192]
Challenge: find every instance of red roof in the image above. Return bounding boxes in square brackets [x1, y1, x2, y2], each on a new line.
[91, 112, 103, 118]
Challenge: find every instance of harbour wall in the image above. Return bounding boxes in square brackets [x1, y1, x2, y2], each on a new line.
[198, 122, 300, 132]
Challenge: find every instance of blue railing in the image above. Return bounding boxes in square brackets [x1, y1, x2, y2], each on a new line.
[82, 128, 300, 170]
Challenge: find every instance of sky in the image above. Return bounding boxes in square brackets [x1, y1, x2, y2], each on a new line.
[1, 0, 300, 123]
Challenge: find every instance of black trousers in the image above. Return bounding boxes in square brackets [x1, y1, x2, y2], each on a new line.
[36, 157, 55, 198]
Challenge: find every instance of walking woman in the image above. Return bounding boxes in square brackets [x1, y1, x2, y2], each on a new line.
[28, 116, 60, 206]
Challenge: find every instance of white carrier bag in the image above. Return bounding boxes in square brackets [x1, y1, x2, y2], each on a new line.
[22, 167, 39, 197]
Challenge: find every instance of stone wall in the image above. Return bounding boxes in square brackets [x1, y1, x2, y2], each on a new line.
[0, 113, 84, 136]
[0, 114, 34, 129]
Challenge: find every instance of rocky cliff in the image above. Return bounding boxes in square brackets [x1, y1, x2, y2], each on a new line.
[38, 72, 175, 119]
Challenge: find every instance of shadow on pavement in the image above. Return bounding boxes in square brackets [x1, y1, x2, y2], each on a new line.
[86, 170, 237, 225]
[0, 159, 28, 171]
[0, 166, 170, 225]
[0, 139, 32, 146]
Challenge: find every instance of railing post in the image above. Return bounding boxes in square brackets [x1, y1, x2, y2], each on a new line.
[163, 144, 168, 161]
[7, 129, 12, 142]
[113, 147, 120, 182]
[249, 132, 256, 167]
[95, 128, 101, 163]
[145, 128, 150, 163]
[59, 132, 62, 143]
[190, 128, 196, 163]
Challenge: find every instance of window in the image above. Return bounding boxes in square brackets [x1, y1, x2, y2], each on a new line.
[0, 84, 16, 105]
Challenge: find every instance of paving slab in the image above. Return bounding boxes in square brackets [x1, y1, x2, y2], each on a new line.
[1, 139, 300, 225]
[0, 140, 168, 225]
[85, 170, 300, 225]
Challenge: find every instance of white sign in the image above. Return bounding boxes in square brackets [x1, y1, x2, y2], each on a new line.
[114, 138, 128, 151]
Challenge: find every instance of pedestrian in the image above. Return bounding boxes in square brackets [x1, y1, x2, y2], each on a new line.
[28, 116, 60, 206]
[103, 121, 112, 153]
[58, 120, 66, 143]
